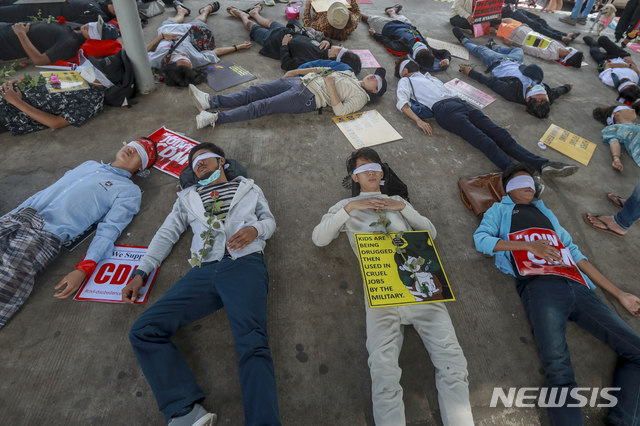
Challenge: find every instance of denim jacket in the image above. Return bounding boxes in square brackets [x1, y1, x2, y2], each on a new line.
[473, 196, 594, 289]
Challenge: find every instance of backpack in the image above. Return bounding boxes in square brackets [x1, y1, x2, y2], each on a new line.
[89, 50, 136, 107]
[344, 163, 410, 202]
[179, 159, 248, 190]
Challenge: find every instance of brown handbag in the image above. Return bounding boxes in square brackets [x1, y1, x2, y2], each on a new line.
[458, 173, 506, 217]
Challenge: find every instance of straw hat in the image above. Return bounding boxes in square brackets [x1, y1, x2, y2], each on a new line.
[327, 2, 349, 29]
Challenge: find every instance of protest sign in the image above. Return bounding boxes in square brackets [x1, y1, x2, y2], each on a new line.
[508, 228, 587, 286]
[311, 0, 350, 12]
[524, 32, 552, 49]
[426, 38, 469, 60]
[626, 43, 640, 54]
[357, 0, 373, 3]
[472, 0, 504, 23]
[354, 231, 455, 308]
[445, 78, 496, 109]
[146, 127, 200, 178]
[40, 71, 88, 93]
[62, 223, 98, 252]
[332, 110, 402, 148]
[204, 61, 256, 91]
[351, 50, 380, 68]
[15, 0, 66, 3]
[74, 245, 160, 304]
[539, 124, 596, 166]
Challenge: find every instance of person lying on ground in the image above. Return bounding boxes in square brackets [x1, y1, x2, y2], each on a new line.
[312, 147, 475, 426]
[584, 184, 640, 237]
[449, 0, 501, 31]
[123, 142, 281, 426]
[227, 4, 361, 74]
[0, 139, 157, 329]
[502, 5, 580, 44]
[188, 67, 387, 129]
[584, 35, 640, 103]
[492, 18, 584, 67]
[395, 58, 579, 177]
[303, 0, 361, 41]
[362, 4, 451, 74]
[0, 16, 118, 65]
[593, 105, 640, 172]
[299, 59, 353, 72]
[147, 2, 251, 87]
[474, 162, 640, 426]
[453, 28, 572, 119]
[0, 0, 115, 25]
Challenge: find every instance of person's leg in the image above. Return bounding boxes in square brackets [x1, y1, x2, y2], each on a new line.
[467, 106, 549, 171]
[616, 0, 640, 40]
[406, 303, 474, 426]
[598, 35, 631, 58]
[520, 279, 582, 425]
[249, 5, 275, 29]
[129, 263, 224, 422]
[570, 283, 640, 426]
[433, 99, 516, 170]
[365, 15, 393, 33]
[450, 15, 473, 30]
[193, 2, 215, 23]
[614, 177, 640, 230]
[167, 3, 188, 24]
[209, 78, 295, 109]
[461, 38, 506, 67]
[514, 10, 568, 41]
[248, 19, 284, 46]
[570, 0, 586, 19]
[214, 253, 281, 426]
[0, 4, 42, 23]
[579, 0, 596, 18]
[492, 45, 524, 62]
[584, 36, 610, 63]
[365, 304, 406, 425]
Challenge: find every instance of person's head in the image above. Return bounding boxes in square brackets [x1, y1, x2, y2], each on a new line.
[160, 61, 207, 87]
[360, 68, 387, 104]
[327, 2, 350, 40]
[189, 142, 226, 181]
[618, 82, 640, 103]
[346, 148, 383, 193]
[525, 97, 550, 119]
[413, 49, 434, 69]
[502, 163, 537, 204]
[395, 57, 420, 78]
[80, 16, 118, 40]
[339, 50, 362, 75]
[114, 138, 158, 175]
[104, 0, 115, 15]
[592, 105, 636, 125]
[563, 50, 583, 68]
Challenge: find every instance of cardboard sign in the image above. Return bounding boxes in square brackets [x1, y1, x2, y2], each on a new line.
[351, 50, 380, 68]
[332, 110, 402, 148]
[147, 127, 200, 179]
[508, 228, 587, 286]
[524, 32, 552, 49]
[354, 231, 455, 308]
[204, 61, 256, 91]
[472, 0, 504, 23]
[445, 78, 496, 109]
[539, 124, 597, 166]
[40, 71, 89, 93]
[311, 0, 350, 13]
[626, 43, 640, 54]
[74, 245, 160, 304]
[426, 38, 469, 60]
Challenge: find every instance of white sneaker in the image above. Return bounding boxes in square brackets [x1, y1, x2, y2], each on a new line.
[196, 111, 218, 129]
[189, 84, 210, 111]
[167, 404, 217, 426]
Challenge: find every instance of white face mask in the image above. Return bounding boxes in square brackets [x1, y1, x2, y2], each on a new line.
[527, 84, 547, 98]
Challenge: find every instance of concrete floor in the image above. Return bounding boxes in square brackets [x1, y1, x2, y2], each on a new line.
[1, 0, 639, 425]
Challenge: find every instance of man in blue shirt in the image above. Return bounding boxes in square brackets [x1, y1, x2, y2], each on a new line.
[0, 138, 157, 329]
[474, 162, 640, 426]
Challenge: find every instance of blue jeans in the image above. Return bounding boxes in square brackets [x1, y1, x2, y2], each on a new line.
[210, 77, 317, 124]
[571, 0, 596, 19]
[249, 20, 284, 46]
[129, 253, 282, 425]
[614, 176, 640, 230]
[462, 38, 524, 68]
[521, 278, 640, 426]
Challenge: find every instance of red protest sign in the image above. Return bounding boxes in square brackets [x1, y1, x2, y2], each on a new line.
[508, 227, 587, 286]
[147, 127, 201, 178]
[472, 0, 504, 23]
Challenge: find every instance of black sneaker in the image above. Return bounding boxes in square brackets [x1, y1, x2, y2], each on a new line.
[485, 38, 497, 50]
[541, 162, 579, 178]
[534, 176, 545, 198]
[452, 27, 466, 43]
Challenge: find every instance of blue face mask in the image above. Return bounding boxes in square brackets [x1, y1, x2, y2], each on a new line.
[198, 168, 221, 186]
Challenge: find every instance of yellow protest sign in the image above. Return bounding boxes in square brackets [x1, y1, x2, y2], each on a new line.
[524, 32, 552, 49]
[40, 71, 89, 93]
[354, 231, 455, 308]
[540, 124, 597, 166]
[332, 110, 402, 149]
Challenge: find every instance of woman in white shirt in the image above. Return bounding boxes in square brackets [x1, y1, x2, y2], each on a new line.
[585, 35, 640, 103]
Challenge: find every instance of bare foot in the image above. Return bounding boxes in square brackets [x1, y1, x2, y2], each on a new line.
[249, 3, 263, 18]
[227, 6, 246, 18]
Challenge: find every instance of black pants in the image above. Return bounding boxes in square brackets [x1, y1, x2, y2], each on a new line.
[449, 15, 501, 30]
[616, 0, 640, 40]
[585, 35, 630, 64]
[0, 2, 104, 24]
[511, 9, 567, 41]
[432, 98, 548, 171]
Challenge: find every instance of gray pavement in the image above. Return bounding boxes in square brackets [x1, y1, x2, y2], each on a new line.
[1, 1, 639, 425]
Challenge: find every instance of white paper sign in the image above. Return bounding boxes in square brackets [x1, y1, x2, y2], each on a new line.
[74, 245, 160, 304]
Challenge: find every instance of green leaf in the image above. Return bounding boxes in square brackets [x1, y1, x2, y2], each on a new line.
[369, 222, 378, 227]
[212, 221, 220, 229]
[196, 260, 202, 267]
[190, 257, 197, 267]
[217, 213, 227, 220]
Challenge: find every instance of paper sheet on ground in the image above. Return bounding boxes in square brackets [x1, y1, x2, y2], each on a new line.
[351, 50, 380, 68]
[333, 110, 402, 148]
[627, 43, 640, 54]
[204, 61, 255, 91]
[74, 246, 160, 304]
[40, 71, 88, 93]
[147, 127, 200, 178]
[539, 124, 597, 166]
[426, 38, 469, 60]
[354, 231, 455, 308]
[311, 0, 350, 12]
[445, 78, 495, 109]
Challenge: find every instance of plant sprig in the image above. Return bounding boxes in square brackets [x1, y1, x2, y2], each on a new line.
[190, 191, 227, 267]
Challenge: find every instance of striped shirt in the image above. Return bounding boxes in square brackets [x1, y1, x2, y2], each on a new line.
[197, 181, 239, 219]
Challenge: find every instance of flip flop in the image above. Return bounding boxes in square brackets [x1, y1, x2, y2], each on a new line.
[606, 193, 625, 210]
[245, 2, 263, 13]
[199, 1, 220, 14]
[384, 4, 402, 13]
[582, 213, 624, 237]
[174, 1, 191, 15]
[569, 32, 580, 41]
[227, 6, 244, 18]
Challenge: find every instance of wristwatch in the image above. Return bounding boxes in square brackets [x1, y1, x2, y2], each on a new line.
[131, 269, 148, 281]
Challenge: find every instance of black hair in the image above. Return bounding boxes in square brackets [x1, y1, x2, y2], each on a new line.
[366, 91, 381, 105]
[189, 142, 226, 168]
[394, 248, 419, 267]
[565, 51, 583, 68]
[525, 98, 550, 119]
[501, 163, 537, 191]
[394, 56, 420, 78]
[414, 49, 435, 69]
[340, 50, 362, 75]
[633, 99, 640, 115]
[618, 83, 640, 103]
[592, 105, 617, 125]
[345, 147, 382, 174]
[161, 62, 207, 87]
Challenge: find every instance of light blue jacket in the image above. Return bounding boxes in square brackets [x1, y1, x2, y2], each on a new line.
[473, 196, 594, 290]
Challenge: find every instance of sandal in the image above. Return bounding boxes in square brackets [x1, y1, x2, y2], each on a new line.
[582, 213, 624, 237]
[199, 1, 220, 14]
[384, 4, 402, 13]
[174, 1, 191, 15]
[227, 5, 244, 18]
[245, 2, 263, 13]
[606, 192, 625, 210]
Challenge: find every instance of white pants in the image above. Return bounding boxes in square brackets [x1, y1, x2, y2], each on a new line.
[367, 14, 412, 34]
[365, 302, 474, 426]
